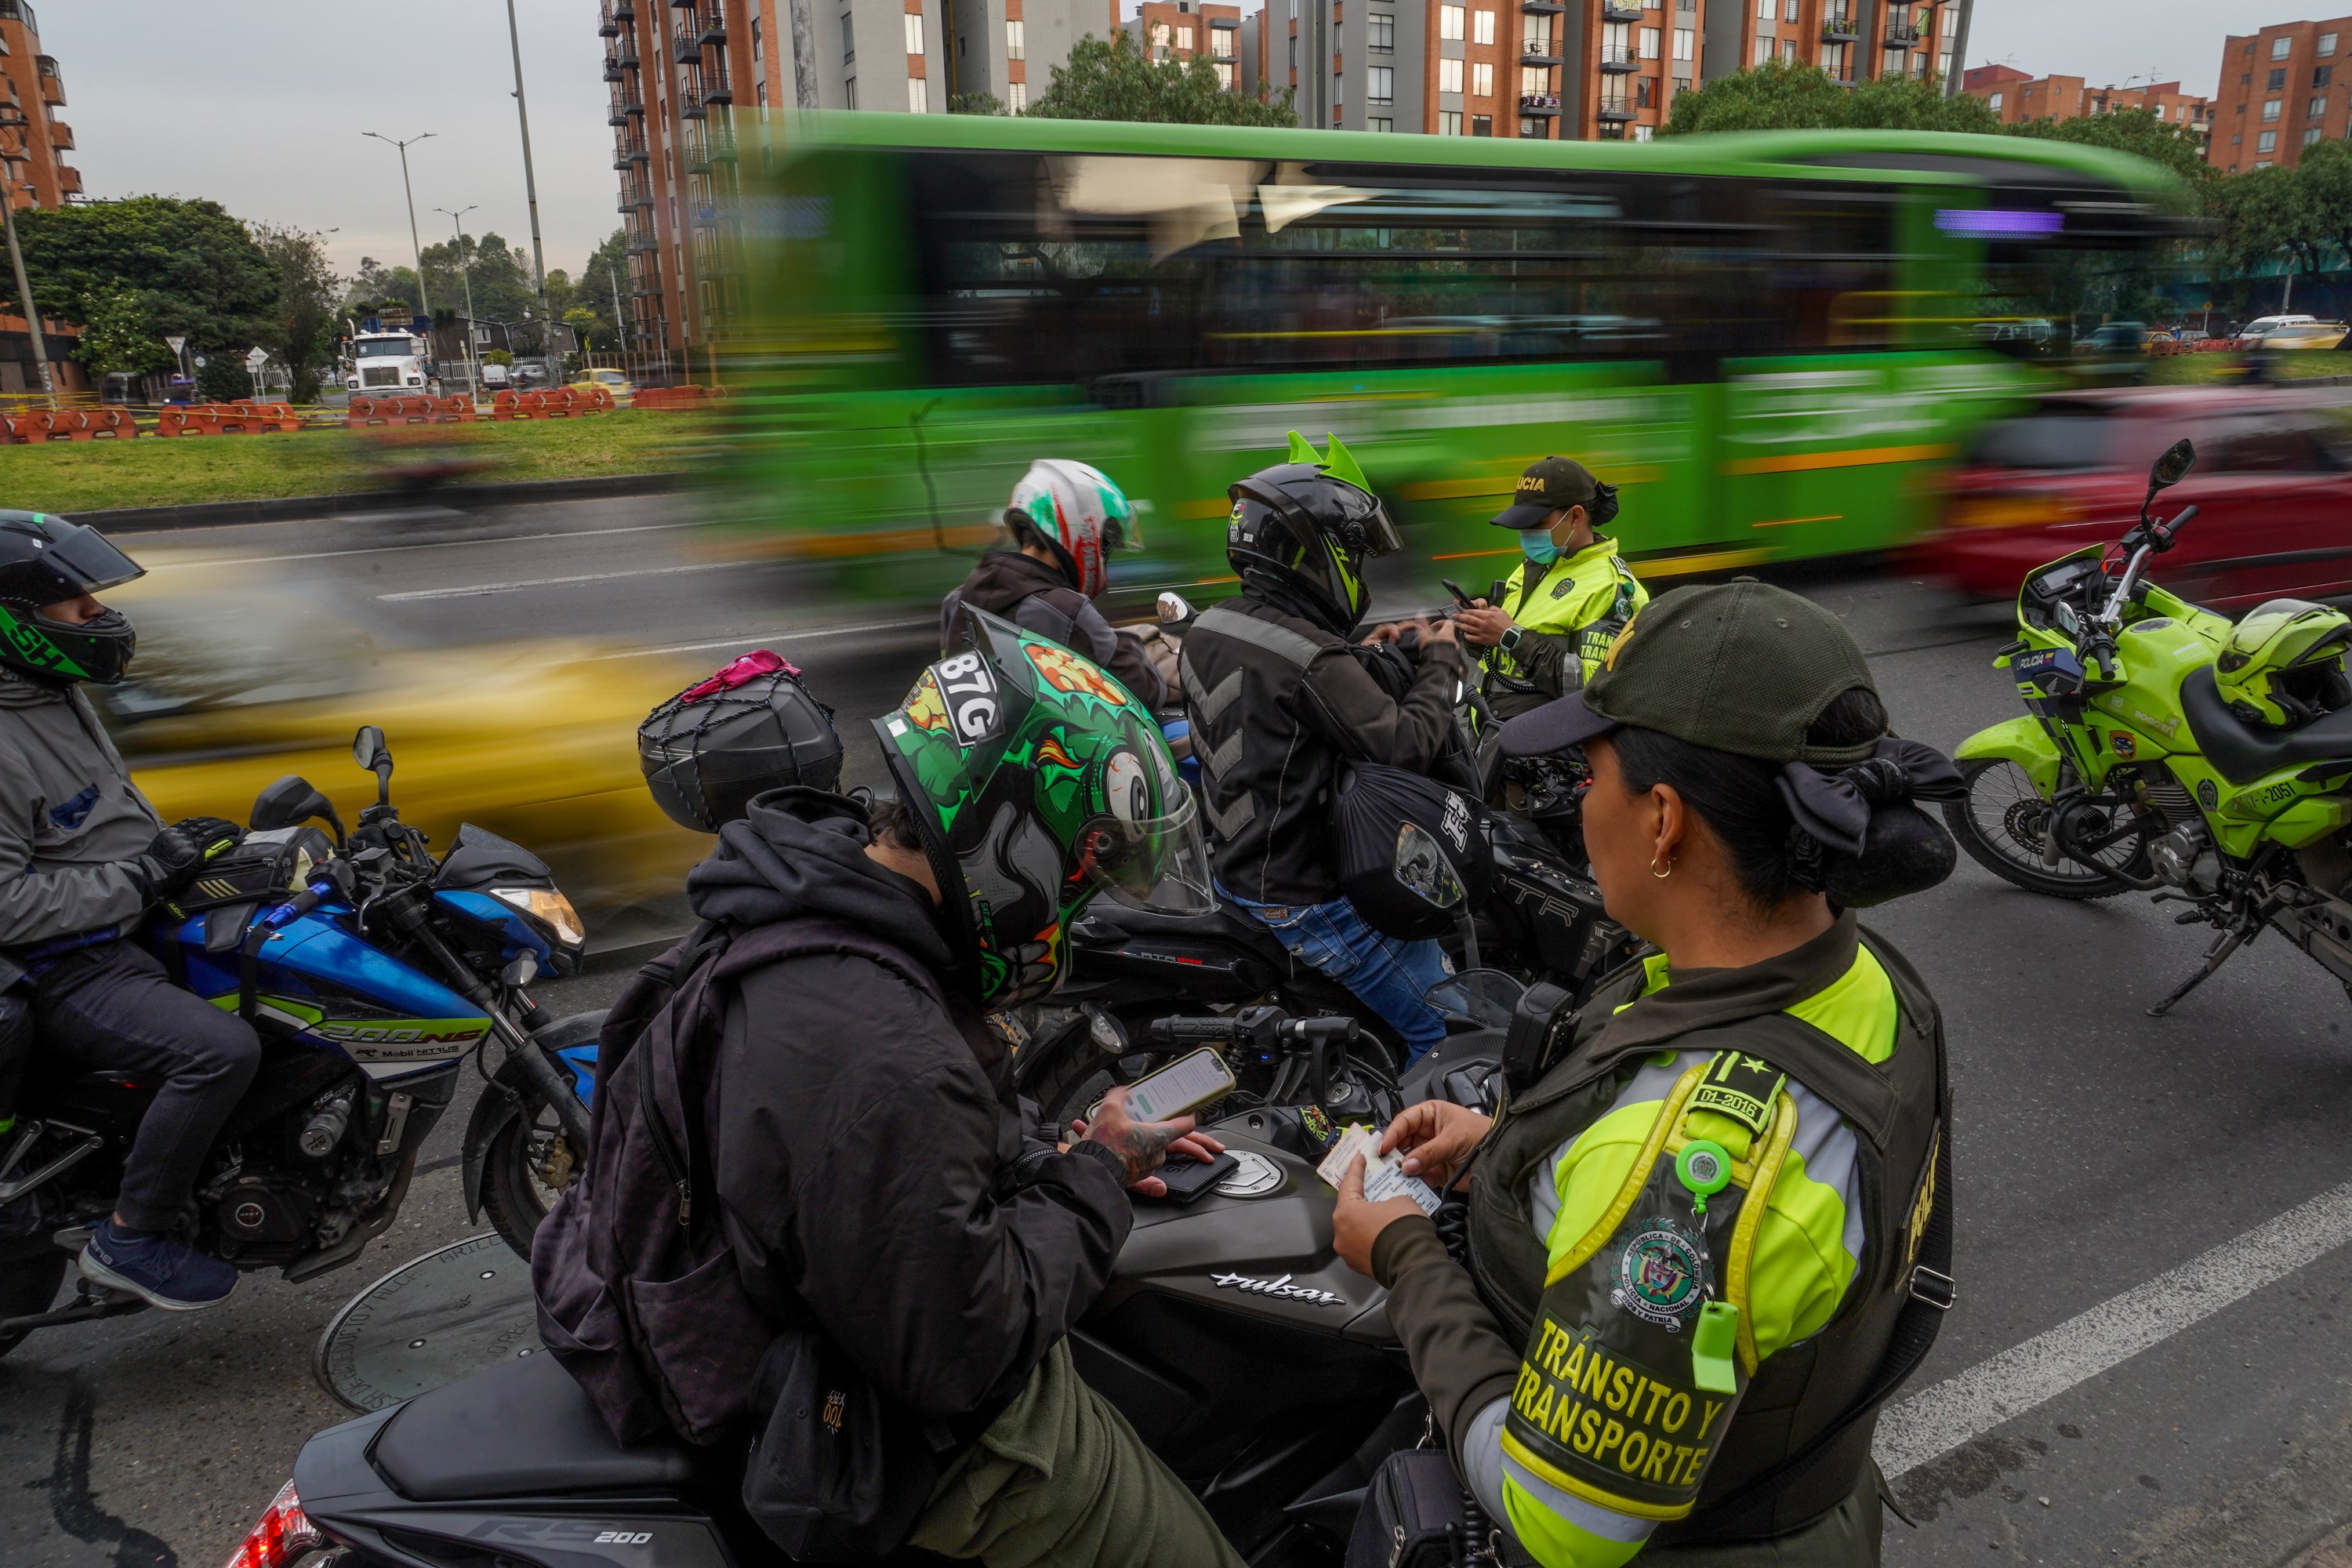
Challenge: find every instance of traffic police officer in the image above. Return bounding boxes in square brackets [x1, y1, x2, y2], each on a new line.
[1459, 457, 1647, 724]
[1334, 580, 1959, 1566]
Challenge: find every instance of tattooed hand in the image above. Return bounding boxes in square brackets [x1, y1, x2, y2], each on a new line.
[1079, 1085, 1196, 1189]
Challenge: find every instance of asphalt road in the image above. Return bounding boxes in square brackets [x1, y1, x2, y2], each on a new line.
[8, 497, 2352, 1566]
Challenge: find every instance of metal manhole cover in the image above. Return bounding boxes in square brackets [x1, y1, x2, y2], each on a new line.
[314, 1233, 542, 1414]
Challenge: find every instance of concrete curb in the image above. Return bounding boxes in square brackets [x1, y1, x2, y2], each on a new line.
[69, 470, 688, 534]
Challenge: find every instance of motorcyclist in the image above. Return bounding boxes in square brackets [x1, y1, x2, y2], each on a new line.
[1459, 456, 1648, 724]
[537, 617, 1248, 1567]
[1178, 434, 1464, 1064]
[1333, 580, 1958, 1566]
[941, 459, 1172, 709]
[0, 512, 255, 1311]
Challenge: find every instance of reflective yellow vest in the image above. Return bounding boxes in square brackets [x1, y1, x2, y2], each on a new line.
[1477, 535, 1647, 702]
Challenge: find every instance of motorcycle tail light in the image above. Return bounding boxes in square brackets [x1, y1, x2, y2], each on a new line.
[222, 1480, 322, 1568]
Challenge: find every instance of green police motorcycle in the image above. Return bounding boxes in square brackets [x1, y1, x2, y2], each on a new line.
[1948, 437, 2352, 1016]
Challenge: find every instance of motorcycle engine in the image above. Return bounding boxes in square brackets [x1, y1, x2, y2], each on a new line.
[211, 1172, 318, 1248]
[2149, 821, 2221, 894]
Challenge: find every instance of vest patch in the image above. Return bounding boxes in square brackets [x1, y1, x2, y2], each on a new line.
[1688, 1051, 1788, 1137]
[1613, 1218, 1709, 1329]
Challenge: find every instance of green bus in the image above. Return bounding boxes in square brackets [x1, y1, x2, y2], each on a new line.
[719, 113, 2186, 608]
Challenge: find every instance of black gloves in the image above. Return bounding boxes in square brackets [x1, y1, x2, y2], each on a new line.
[129, 816, 245, 902]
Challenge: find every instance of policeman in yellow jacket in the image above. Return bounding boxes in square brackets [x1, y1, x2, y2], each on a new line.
[1458, 457, 1648, 724]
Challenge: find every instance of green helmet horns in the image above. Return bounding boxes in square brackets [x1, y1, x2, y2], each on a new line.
[874, 608, 1214, 1011]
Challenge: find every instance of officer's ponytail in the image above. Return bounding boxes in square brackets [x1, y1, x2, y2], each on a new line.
[1612, 688, 1962, 913]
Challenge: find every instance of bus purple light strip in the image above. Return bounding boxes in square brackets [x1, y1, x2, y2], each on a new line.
[1935, 209, 2065, 238]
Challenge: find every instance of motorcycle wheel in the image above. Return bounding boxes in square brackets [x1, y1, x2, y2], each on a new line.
[1944, 757, 2147, 900]
[479, 1098, 583, 1261]
[0, 1252, 67, 1359]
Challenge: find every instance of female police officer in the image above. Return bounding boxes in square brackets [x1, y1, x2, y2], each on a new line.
[1334, 579, 1960, 1566]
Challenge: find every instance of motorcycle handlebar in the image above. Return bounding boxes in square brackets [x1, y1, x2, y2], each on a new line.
[1147, 1014, 1361, 1048]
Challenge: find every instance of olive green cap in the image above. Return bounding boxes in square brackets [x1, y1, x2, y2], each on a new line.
[1497, 579, 1878, 765]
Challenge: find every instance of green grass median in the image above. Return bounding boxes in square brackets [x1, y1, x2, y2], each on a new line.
[2, 411, 704, 514]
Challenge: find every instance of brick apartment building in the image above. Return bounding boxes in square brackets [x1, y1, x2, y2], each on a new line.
[0, 1, 78, 211]
[1961, 65, 2213, 157]
[2209, 17, 2352, 172]
[1127, 1, 1248, 92]
[1265, 0, 1961, 140]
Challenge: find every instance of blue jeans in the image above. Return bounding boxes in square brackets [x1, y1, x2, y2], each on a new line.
[1224, 887, 1450, 1063]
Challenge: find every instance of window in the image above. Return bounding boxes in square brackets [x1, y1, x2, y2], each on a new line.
[2327, 33, 2342, 56]
[2274, 36, 2293, 60]
[840, 12, 855, 60]
[1940, 2, 1955, 34]
[1440, 3, 1464, 38]
[1672, 27, 1693, 60]
[1008, 79, 1028, 109]
[1988, 92, 2003, 111]
[1007, 19, 1024, 58]
[1636, 76, 1654, 107]
[1780, 36, 1796, 60]
[2270, 67, 2288, 89]
[1756, 0, 1772, 15]
[2320, 65, 2335, 86]
[1473, 9, 1495, 43]
[1537, 17, 1563, 55]
[2309, 125, 2326, 144]
[1640, 26, 1660, 57]
[1471, 113, 1492, 133]
[905, 12, 923, 53]
[1634, 123, 1653, 140]
[2266, 98, 2282, 120]
[908, 77, 928, 111]
[1472, 60, 1494, 96]
[1216, 60, 1236, 89]
[1369, 116, 1393, 130]
[1334, 71, 1342, 104]
[1440, 109, 1462, 133]
[1150, 21, 1170, 45]
[1673, 74, 1691, 96]
[2152, 103, 2165, 120]
[1521, 117, 1544, 137]
[844, 74, 857, 107]
[2260, 129, 2278, 151]
[2314, 96, 2328, 118]
[1520, 64, 1548, 93]
[1368, 64, 1393, 100]
[1368, 12, 1393, 50]
[1439, 56, 1464, 92]
[1754, 38, 1770, 64]
[1177, 24, 1194, 49]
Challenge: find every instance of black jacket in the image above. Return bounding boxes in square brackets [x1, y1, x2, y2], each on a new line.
[689, 792, 1133, 1421]
[941, 550, 1168, 709]
[1178, 582, 1466, 906]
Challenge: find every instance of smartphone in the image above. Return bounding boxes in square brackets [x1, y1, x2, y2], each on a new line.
[1114, 1047, 1239, 1124]
[1441, 578, 1475, 608]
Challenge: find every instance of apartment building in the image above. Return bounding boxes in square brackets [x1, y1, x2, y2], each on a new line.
[2210, 18, 2352, 172]
[1127, 1, 1249, 91]
[0, 1, 78, 211]
[1262, 0, 1956, 141]
[1962, 65, 2214, 155]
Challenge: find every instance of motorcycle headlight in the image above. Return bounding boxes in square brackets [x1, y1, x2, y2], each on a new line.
[490, 886, 586, 953]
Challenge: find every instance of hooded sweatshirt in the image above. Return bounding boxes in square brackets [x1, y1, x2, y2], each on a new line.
[941, 550, 1169, 709]
[0, 670, 161, 946]
[691, 789, 1134, 1421]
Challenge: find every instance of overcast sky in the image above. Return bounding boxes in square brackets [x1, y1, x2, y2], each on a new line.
[45, 0, 2226, 285]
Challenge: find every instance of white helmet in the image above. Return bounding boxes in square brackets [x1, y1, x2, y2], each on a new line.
[1006, 459, 1139, 600]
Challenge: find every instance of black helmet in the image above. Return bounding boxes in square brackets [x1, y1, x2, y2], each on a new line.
[1226, 433, 1401, 637]
[637, 652, 845, 833]
[0, 511, 144, 685]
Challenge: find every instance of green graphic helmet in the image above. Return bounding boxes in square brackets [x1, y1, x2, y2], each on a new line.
[0, 511, 145, 685]
[2216, 598, 2352, 728]
[874, 608, 1214, 1011]
[1225, 432, 1401, 637]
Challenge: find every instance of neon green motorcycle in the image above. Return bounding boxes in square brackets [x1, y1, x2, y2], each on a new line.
[1948, 437, 2352, 1015]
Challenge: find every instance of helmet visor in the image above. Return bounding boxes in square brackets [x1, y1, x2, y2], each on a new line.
[1078, 789, 1217, 916]
[42, 521, 145, 596]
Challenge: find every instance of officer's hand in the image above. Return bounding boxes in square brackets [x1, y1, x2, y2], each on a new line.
[1078, 1084, 1196, 1194]
[1454, 605, 1515, 648]
[1332, 1153, 1428, 1277]
[1380, 1100, 1493, 1191]
[133, 816, 244, 900]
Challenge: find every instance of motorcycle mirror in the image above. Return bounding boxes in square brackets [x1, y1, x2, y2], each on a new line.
[2150, 437, 2196, 492]
[1156, 590, 1195, 626]
[249, 774, 346, 848]
[1394, 822, 1465, 909]
[501, 952, 539, 989]
[353, 724, 394, 806]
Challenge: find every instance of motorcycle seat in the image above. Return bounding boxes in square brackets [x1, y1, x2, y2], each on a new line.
[371, 1347, 699, 1501]
[2180, 666, 2352, 786]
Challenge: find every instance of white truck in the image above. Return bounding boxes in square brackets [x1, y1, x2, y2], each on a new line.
[343, 329, 436, 395]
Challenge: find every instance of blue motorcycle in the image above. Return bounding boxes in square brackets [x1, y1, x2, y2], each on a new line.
[0, 725, 594, 1356]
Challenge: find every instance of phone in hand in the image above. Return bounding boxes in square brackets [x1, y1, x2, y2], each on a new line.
[1441, 578, 1475, 608]
[1098, 1047, 1239, 1125]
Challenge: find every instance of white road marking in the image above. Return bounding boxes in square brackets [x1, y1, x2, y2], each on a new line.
[1875, 1180, 2352, 1478]
[378, 559, 740, 601]
[587, 620, 935, 659]
[154, 520, 698, 571]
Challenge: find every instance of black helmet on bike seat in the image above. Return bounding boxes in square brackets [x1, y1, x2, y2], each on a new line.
[0, 512, 145, 685]
[1226, 432, 1402, 637]
[637, 651, 845, 833]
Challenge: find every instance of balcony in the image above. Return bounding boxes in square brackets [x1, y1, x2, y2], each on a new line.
[1596, 44, 1636, 71]
[1521, 0, 1564, 11]
[1820, 15, 1857, 42]
[1523, 45, 1563, 66]
[626, 231, 659, 254]
[700, 5, 728, 44]
[604, 46, 639, 80]
[47, 118, 66, 150]
[685, 125, 738, 169]
[1520, 93, 1561, 114]
[34, 55, 59, 105]
[1883, 20, 1921, 46]
[598, 0, 635, 34]
[1599, 2, 1640, 20]
[56, 163, 76, 196]
[674, 22, 705, 62]
[608, 93, 644, 124]
[700, 67, 734, 105]
[613, 135, 649, 166]
[1595, 100, 1634, 121]
[617, 178, 655, 211]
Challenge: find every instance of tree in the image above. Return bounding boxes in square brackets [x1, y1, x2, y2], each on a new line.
[252, 225, 343, 402]
[72, 285, 173, 378]
[2008, 106, 2212, 186]
[2295, 137, 2352, 278]
[343, 257, 423, 314]
[1025, 31, 1295, 126]
[1664, 56, 1997, 135]
[950, 91, 1008, 116]
[13, 196, 279, 368]
[566, 230, 629, 353]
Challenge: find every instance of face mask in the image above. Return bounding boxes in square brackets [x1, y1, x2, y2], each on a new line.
[1519, 529, 1562, 566]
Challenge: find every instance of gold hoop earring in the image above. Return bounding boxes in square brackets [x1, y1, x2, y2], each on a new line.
[1650, 857, 1673, 880]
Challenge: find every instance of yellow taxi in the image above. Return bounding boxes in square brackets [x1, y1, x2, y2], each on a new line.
[572, 367, 637, 405]
[2263, 321, 2350, 351]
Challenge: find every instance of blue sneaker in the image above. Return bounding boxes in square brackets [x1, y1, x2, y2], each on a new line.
[78, 1219, 236, 1311]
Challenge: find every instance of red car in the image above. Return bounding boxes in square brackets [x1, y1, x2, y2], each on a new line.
[1913, 387, 2352, 609]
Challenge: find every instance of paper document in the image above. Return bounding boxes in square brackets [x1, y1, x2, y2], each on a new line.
[1315, 1125, 1443, 1216]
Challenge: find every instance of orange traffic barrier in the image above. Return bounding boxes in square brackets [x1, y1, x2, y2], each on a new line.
[347, 394, 477, 426]
[491, 387, 604, 419]
[154, 401, 300, 436]
[11, 407, 138, 441]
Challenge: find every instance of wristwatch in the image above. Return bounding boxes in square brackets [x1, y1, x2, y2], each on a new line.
[1498, 626, 1526, 657]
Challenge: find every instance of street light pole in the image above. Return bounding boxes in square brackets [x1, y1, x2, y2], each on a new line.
[0, 138, 52, 406]
[1943, 0, 1975, 98]
[608, 262, 627, 374]
[362, 131, 437, 325]
[435, 205, 481, 399]
[504, 0, 554, 350]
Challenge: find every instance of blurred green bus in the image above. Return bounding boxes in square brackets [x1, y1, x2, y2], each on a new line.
[717, 114, 2187, 610]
